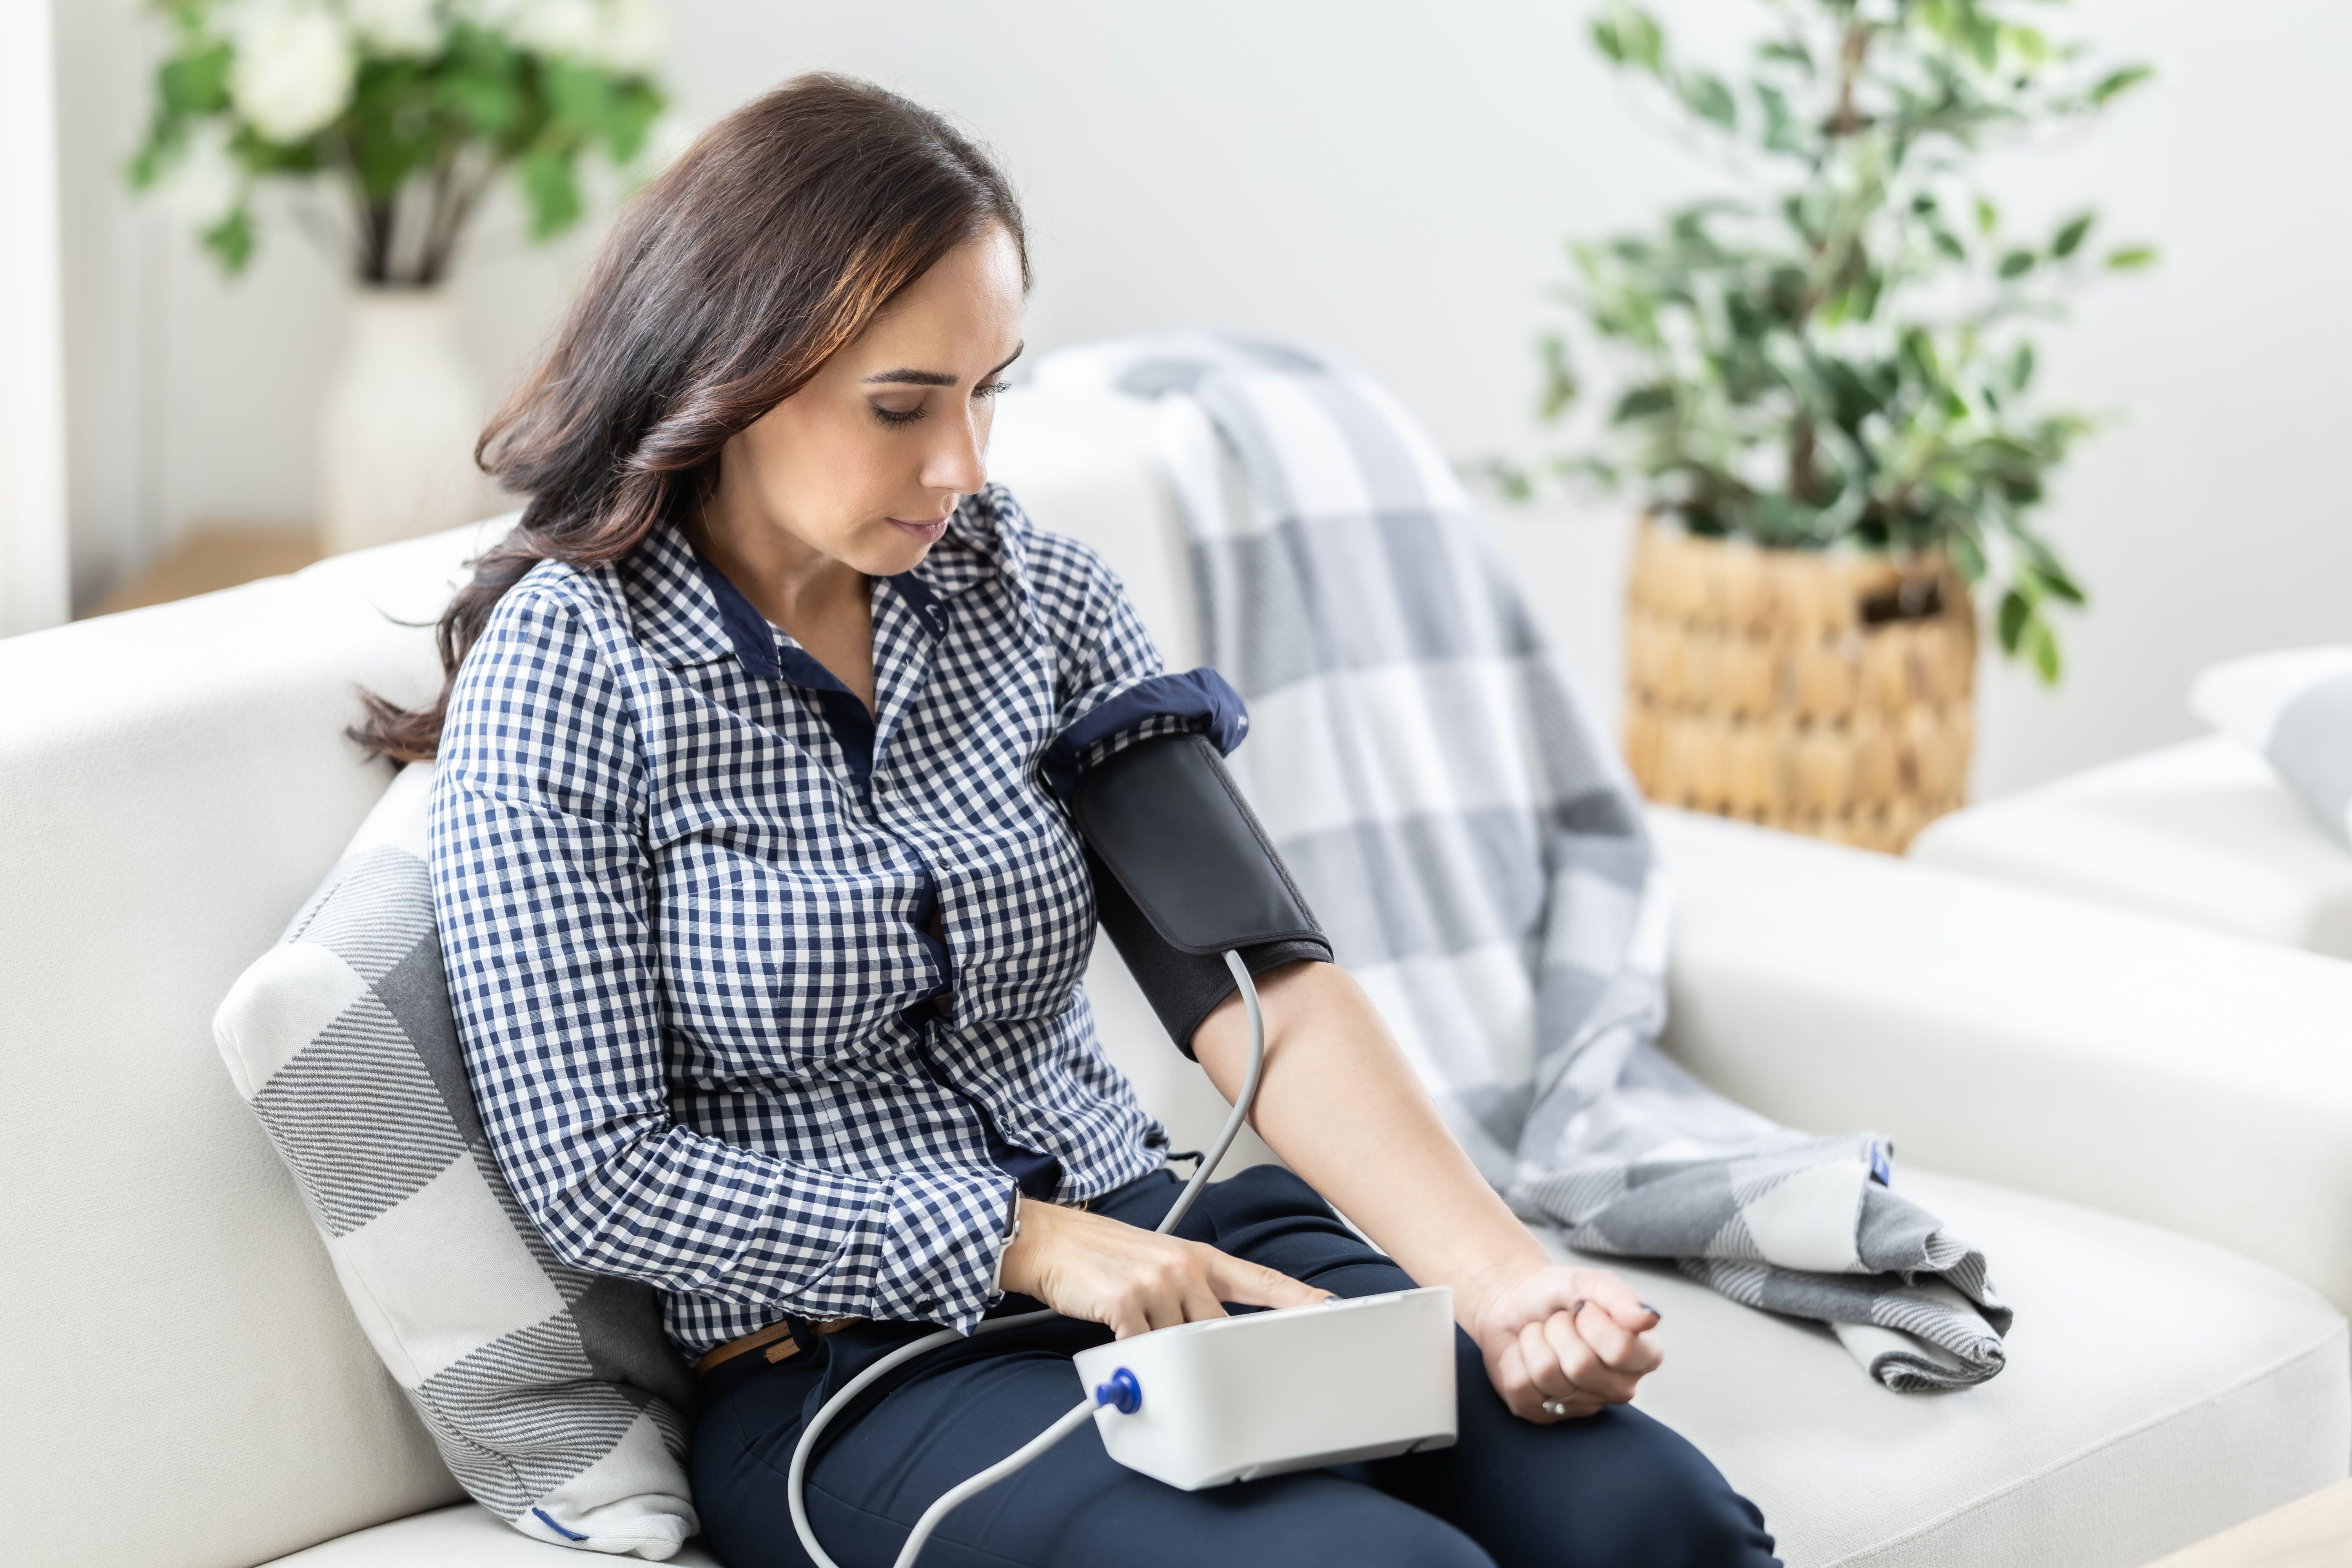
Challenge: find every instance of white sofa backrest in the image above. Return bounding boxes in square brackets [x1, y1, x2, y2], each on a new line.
[0, 386, 1201, 1568]
[1, 540, 478, 1568]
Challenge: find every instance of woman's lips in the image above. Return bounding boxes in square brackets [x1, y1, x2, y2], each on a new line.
[888, 516, 951, 542]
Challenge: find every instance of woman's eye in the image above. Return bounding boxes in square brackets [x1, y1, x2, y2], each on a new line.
[871, 402, 926, 427]
[974, 379, 1011, 401]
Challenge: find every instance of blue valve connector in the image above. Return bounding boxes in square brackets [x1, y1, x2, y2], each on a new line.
[1093, 1367, 1143, 1415]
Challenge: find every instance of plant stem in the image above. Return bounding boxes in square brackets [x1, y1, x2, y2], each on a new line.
[1831, 20, 1870, 138]
[416, 152, 458, 287]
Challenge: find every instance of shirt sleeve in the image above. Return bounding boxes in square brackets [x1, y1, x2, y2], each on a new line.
[1036, 546, 1330, 1050]
[430, 584, 1017, 1337]
[1037, 553, 1249, 801]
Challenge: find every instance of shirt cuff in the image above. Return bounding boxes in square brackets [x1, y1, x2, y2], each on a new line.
[869, 1167, 1025, 1334]
[1041, 668, 1250, 801]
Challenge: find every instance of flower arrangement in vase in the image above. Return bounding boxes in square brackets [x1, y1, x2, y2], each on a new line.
[129, 0, 670, 553]
[1511, 0, 2155, 850]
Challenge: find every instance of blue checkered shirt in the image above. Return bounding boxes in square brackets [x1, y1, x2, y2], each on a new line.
[428, 486, 1245, 1352]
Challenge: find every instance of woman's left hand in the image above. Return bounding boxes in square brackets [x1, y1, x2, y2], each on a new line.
[1464, 1264, 1664, 1423]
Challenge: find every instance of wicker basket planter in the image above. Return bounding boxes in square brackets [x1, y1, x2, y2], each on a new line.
[1622, 521, 1977, 853]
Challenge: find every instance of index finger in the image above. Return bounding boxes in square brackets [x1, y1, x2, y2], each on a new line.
[1203, 1249, 1332, 1311]
[1578, 1272, 1662, 1333]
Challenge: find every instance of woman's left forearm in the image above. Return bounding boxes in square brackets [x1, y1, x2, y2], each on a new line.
[1188, 960, 1550, 1321]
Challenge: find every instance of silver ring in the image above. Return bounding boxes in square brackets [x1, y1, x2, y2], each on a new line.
[1542, 1399, 1569, 1417]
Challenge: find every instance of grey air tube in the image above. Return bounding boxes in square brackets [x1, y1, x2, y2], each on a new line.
[788, 952, 1268, 1568]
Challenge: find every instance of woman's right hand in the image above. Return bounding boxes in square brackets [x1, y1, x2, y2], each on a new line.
[996, 1198, 1331, 1338]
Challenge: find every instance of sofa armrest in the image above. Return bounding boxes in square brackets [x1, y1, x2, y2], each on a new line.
[1648, 807, 2352, 1315]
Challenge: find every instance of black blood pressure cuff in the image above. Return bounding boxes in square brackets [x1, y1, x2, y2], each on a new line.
[1067, 732, 1334, 1056]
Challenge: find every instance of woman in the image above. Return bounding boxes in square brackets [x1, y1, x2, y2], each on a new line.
[365, 74, 1779, 1568]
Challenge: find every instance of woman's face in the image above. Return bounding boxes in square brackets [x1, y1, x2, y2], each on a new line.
[712, 223, 1026, 580]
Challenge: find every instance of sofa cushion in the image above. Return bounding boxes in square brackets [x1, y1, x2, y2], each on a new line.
[1552, 1170, 2348, 1568]
[1085, 942, 2351, 1568]
[214, 763, 699, 1560]
[261, 1505, 723, 1566]
[261, 1167, 2345, 1568]
[1908, 737, 2352, 958]
[2190, 645, 2352, 848]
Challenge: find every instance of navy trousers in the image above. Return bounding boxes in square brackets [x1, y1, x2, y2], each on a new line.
[692, 1165, 1780, 1568]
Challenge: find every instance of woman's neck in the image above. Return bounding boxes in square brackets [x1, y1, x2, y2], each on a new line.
[690, 489, 879, 712]
[691, 497, 865, 635]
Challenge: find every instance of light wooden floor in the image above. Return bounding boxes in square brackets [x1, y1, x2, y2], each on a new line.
[83, 526, 323, 619]
[2147, 1479, 2352, 1567]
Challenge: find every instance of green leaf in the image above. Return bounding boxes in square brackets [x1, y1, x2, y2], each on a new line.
[1479, 457, 1535, 503]
[1997, 249, 2036, 279]
[1538, 333, 1580, 421]
[127, 133, 174, 191]
[1932, 229, 1967, 262]
[1612, 384, 1678, 423]
[2023, 615, 2062, 682]
[542, 60, 661, 161]
[201, 208, 254, 274]
[1622, 8, 1665, 71]
[1592, 7, 1664, 74]
[158, 41, 232, 117]
[518, 145, 583, 238]
[2088, 64, 2154, 107]
[2050, 212, 2094, 259]
[442, 60, 528, 140]
[1996, 588, 2029, 655]
[1947, 530, 1987, 582]
[2010, 341, 2035, 391]
[2002, 24, 2049, 66]
[1974, 197, 1997, 234]
[1682, 73, 1737, 130]
[2104, 244, 2158, 270]
[1963, 12, 2002, 73]
[2019, 539, 2087, 603]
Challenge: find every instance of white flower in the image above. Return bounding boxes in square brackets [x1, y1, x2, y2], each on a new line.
[491, 0, 662, 73]
[505, 0, 596, 56]
[162, 121, 245, 229]
[228, 5, 356, 142]
[592, 0, 662, 73]
[346, 0, 445, 56]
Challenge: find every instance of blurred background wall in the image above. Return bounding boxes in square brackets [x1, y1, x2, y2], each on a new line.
[49, 0, 2352, 796]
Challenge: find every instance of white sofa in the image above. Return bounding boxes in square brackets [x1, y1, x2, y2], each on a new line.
[1911, 736, 2352, 960]
[5, 383, 2350, 1568]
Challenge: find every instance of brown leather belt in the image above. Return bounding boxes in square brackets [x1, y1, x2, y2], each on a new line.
[696, 1315, 856, 1376]
[696, 1190, 1098, 1377]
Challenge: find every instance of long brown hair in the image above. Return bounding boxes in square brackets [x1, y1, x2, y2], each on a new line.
[352, 74, 1028, 762]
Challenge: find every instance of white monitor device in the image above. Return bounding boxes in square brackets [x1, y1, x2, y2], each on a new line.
[1072, 1285, 1459, 1492]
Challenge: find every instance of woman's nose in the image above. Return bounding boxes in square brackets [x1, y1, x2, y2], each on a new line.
[919, 407, 989, 496]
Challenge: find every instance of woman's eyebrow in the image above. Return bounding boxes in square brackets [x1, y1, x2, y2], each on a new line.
[861, 343, 1025, 387]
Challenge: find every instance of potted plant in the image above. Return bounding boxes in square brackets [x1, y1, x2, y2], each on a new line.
[129, 0, 668, 554]
[1513, 0, 2154, 851]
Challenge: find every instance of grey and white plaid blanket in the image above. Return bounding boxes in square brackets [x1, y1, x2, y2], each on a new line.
[1042, 335, 2011, 1391]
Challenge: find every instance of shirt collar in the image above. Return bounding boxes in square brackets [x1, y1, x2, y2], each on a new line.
[626, 492, 1011, 679]
[626, 521, 744, 672]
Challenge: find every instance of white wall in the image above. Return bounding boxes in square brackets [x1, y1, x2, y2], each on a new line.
[53, 0, 2352, 797]
[2, 0, 71, 635]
